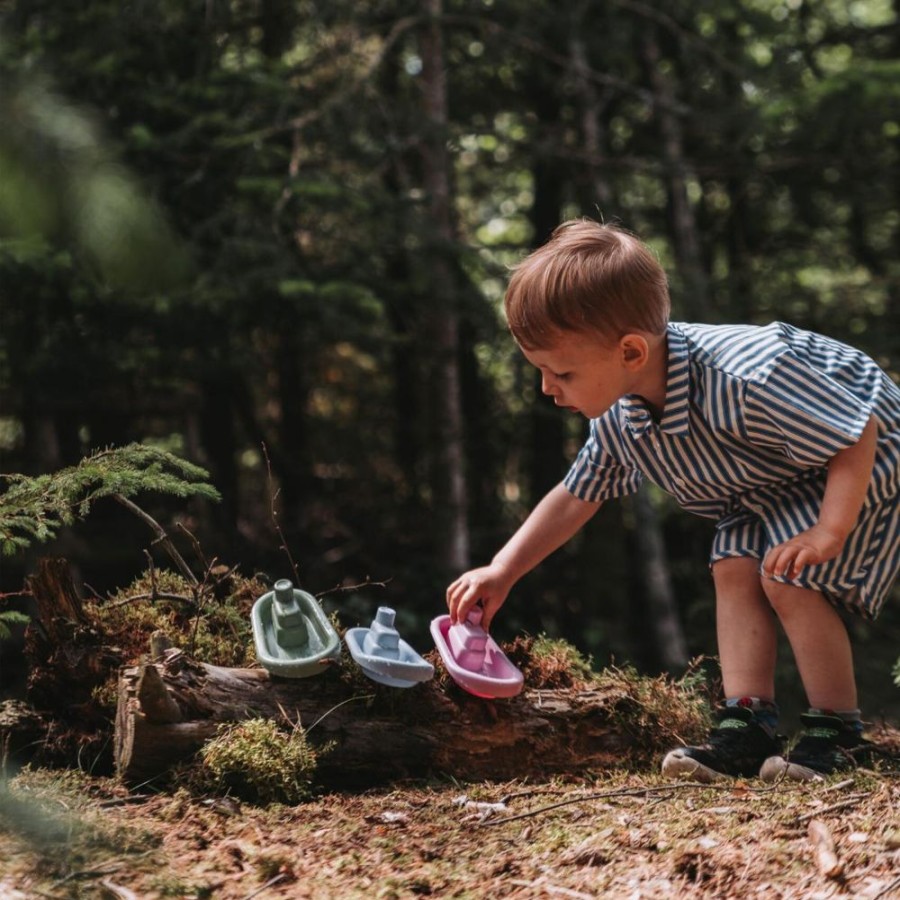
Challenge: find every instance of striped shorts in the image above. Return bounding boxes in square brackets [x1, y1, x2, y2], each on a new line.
[710, 476, 900, 619]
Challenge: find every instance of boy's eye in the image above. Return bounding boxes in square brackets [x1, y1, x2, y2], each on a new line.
[555, 371, 571, 381]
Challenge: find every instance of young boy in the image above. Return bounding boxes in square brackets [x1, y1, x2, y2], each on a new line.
[447, 219, 900, 783]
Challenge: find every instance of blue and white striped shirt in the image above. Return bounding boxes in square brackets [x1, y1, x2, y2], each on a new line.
[564, 322, 900, 520]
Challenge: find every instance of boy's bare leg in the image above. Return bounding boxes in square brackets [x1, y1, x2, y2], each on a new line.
[762, 581, 858, 711]
[713, 557, 778, 700]
[661, 556, 779, 781]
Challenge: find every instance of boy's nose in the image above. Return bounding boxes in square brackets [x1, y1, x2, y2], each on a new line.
[541, 374, 557, 395]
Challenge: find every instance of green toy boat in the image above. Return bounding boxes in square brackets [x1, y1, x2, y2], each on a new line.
[251, 579, 341, 677]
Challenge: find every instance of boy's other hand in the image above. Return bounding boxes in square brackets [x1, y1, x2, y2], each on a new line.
[446, 564, 513, 631]
[762, 524, 846, 580]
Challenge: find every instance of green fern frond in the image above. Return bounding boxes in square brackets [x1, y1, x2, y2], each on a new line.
[0, 443, 221, 556]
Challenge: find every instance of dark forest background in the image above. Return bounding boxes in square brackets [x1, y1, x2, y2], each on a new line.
[1, 0, 899, 716]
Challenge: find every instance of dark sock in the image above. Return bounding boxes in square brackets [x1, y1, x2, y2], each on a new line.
[725, 696, 779, 738]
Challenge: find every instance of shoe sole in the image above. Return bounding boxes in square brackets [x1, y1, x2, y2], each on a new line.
[759, 755, 823, 782]
[661, 750, 731, 783]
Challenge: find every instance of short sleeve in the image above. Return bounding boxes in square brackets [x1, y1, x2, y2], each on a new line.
[564, 417, 643, 502]
[742, 352, 873, 467]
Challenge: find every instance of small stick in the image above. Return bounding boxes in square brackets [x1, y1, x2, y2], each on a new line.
[797, 795, 867, 823]
[872, 874, 900, 900]
[240, 873, 288, 900]
[114, 493, 197, 584]
[261, 442, 301, 587]
[484, 781, 780, 827]
[807, 818, 843, 879]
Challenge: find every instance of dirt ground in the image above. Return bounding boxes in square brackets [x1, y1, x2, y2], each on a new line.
[2, 745, 899, 900]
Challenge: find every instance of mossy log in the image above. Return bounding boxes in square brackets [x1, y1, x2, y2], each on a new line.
[115, 649, 655, 788]
[15, 558, 693, 786]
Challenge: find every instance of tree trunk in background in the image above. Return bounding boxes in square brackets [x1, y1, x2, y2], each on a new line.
[419, 0, 469, 575]
[575, 24, 689, 674]
[633, 488, 689, 672]
[640, 31, 711, 322]
[890, 0, 900, 364]
[198, 370, 239, 556]
[527, 157, 568, 507]
[259, 0, 295, 59]
[525, 50, 569, 507]
[715, 18, 755, 322]
[570, 24, 614, 216]
[275, 322, 314, 540]
[379, 49, 426, 505]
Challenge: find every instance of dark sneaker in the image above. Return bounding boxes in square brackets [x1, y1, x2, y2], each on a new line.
[661, 706, 781, 783]
[760, 713, 875, 782]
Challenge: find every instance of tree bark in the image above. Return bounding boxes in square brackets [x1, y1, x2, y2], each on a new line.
[115, 649, 649, 788]
[640, 31, 711, 321]
[24, 558, 123, 715]
[632, 488, 689, 673]
[570, 29, 689, 675]
[7, 558, 125, 770]
[419, 0, 470, 575]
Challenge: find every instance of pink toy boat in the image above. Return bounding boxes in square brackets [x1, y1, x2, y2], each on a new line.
[430, 607, 524, 699]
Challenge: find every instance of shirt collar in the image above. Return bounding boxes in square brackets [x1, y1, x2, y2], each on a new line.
[620, 324, 692, 437]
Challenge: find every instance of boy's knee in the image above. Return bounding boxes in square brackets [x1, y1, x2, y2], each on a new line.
[760, 576, 802, 613]
[712, 556, 759, 585]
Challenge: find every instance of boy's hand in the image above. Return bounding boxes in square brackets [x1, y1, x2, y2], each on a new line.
[446, 564, 514, 631]
[762, 524, 846, 580]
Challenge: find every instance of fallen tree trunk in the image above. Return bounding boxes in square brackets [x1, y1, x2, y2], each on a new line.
[14, 558, 691, 787]
[115, 648, 652, 787]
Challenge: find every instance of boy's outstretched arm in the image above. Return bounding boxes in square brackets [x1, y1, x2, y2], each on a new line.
[764, 414, 878, 579]
[447, 482, 601, 630]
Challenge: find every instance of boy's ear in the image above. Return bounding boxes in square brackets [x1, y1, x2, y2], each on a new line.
[619, 333, 650, 368]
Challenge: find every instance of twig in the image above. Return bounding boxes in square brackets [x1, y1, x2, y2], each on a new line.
[307, 694, 376, 733]
[53, 863, 125, 885]
[81, 582, 105, 602]
[316, 576, 393, 599]
[484, 781, 779, 826]
[796, 794, 869, 824]
[106, 592, 198, 610]
[177, 522, 211, 571]
[509, 878, 594, 899]
[872, 874, 900, 900]
[99, 879, 139, 900]
[240, 873, 288, 900]
[113, 494, 197, 584]
[807, 819, 843, 879]
[261, 442, 301, 587]
[498, 787, 564, 805]
[145, 549, 157, 597]
[98, 795, 153, 808]
[821, 778, 855, 794]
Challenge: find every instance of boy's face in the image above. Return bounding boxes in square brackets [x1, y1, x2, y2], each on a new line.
[520, 330, 642, 419]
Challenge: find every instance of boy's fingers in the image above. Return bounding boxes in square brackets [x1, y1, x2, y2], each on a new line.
[765, 544, 795, 577]
[762, 547, 782, 576]
[446, 579, 469, 621]
[790, 548, 816, 576]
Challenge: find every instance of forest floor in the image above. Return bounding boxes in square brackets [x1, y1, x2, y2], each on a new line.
[2, 735, 900, 900]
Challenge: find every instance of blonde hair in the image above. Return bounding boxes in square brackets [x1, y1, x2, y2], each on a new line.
[504, 219, 670, 349]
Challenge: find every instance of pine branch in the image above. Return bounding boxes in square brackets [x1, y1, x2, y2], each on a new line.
[0, 444, 221, 560]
